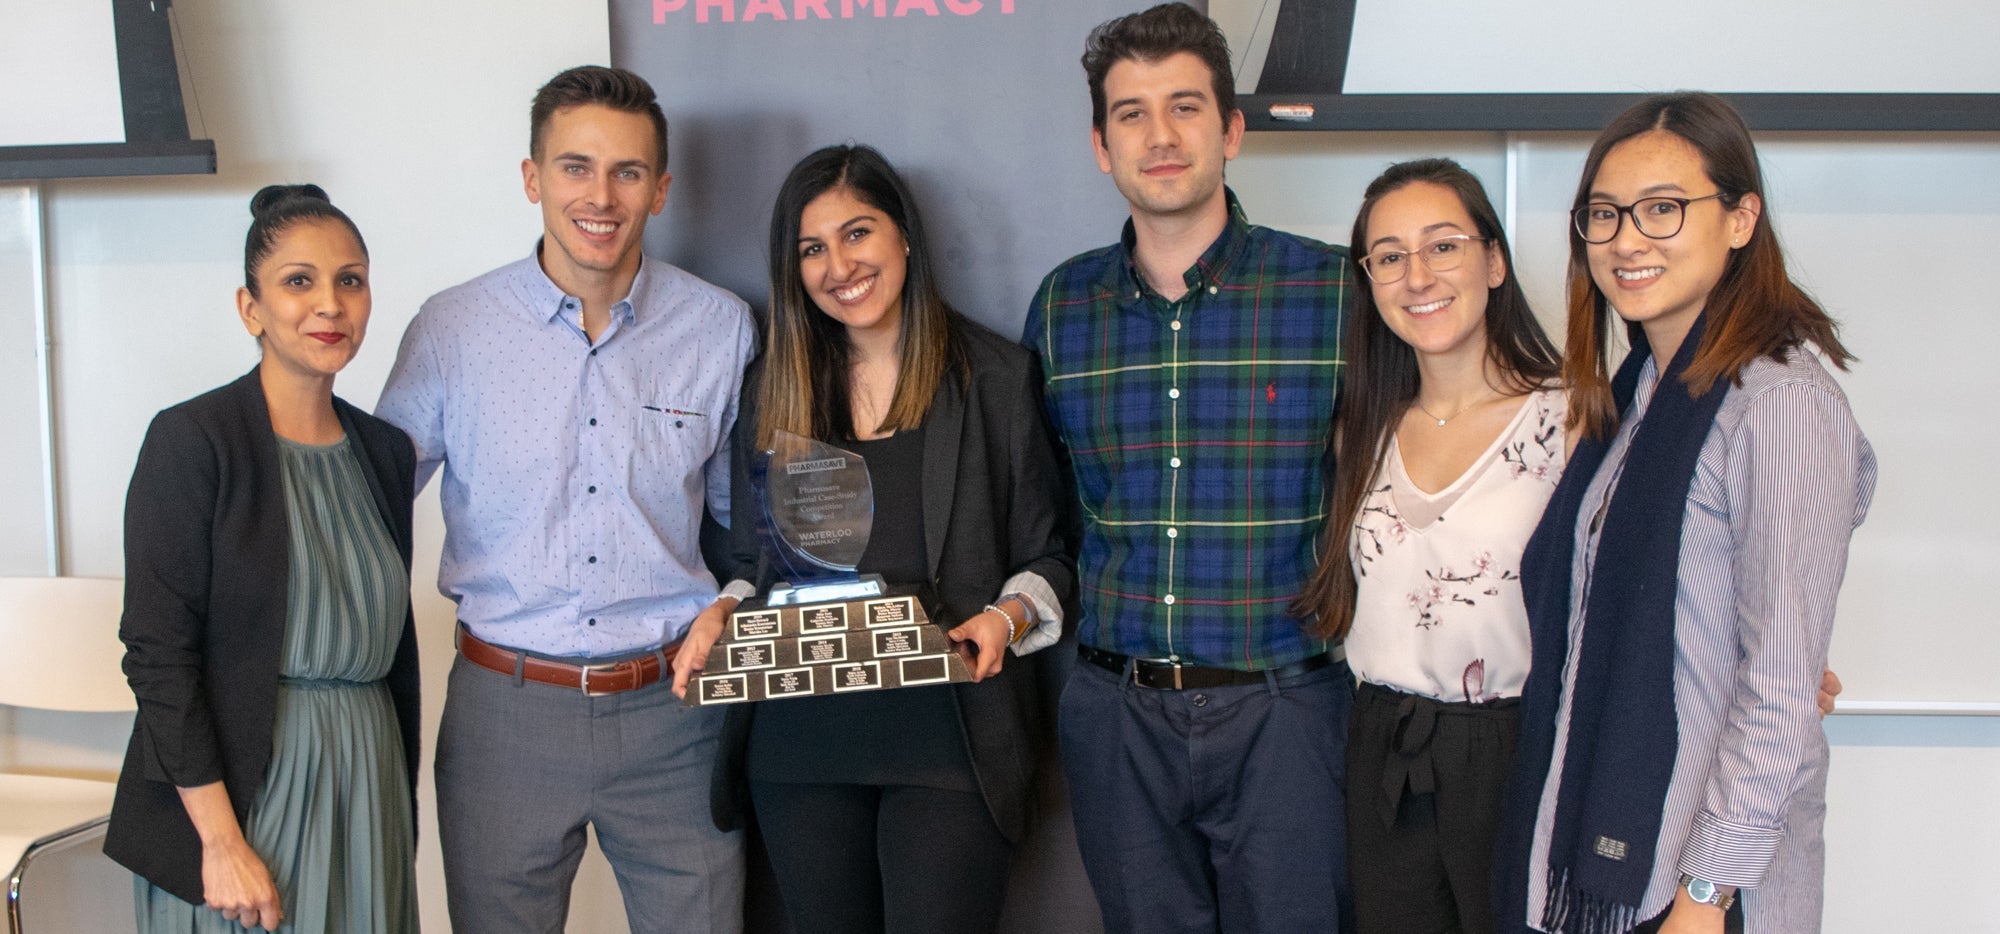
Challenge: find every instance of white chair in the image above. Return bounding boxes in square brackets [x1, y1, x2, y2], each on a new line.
[0, 576, 137, 934]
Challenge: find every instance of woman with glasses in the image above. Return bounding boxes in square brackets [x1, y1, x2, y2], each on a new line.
[1295, 157, 1563, 933]
[1495, 92, 1874, 934]
[669, 144, 1072, 934]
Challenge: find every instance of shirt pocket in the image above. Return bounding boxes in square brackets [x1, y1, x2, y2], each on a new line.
[634, 402, 712, 480]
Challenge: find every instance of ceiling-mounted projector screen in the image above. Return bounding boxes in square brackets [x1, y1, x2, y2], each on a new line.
[0, 0, 214, 179]
[1212, 0, 2000, 131]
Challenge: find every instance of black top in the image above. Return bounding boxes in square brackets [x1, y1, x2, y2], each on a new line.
[745, 425, 977, 790]
[713, 317, 1077, 843]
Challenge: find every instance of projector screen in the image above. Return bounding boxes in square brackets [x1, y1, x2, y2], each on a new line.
[0, 5, 125, 148]
[0, 0, 214, 179]
[1213, 0, 2000, 131]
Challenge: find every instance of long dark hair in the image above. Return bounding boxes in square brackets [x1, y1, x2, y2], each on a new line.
[757, 144, 968, 448]
[1293, 158, 1559, 640]
[1565, 91, 1853, 439]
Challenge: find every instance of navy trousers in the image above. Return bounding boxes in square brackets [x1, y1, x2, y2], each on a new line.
[1058, 655, 1354, 934]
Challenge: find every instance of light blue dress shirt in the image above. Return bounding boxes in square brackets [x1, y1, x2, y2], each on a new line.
[378, 246, 755, 657]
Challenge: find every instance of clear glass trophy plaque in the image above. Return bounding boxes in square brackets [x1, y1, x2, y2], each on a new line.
[688, 430, 972, 705]
[757, 430, 882, 605]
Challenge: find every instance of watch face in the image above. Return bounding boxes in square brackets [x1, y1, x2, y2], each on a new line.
[1688, 878, 1717, 903]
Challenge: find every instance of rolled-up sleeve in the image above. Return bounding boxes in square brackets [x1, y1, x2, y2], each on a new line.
[999, 352, 1075, 656]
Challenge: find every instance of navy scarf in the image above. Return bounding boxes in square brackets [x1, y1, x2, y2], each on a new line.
[1494, 317, 1728, 934]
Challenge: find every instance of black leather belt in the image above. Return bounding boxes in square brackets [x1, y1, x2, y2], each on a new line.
[1078, 644, 1333, 690]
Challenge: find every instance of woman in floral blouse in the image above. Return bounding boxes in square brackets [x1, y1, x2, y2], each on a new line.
[1295, 158, 1563, 934]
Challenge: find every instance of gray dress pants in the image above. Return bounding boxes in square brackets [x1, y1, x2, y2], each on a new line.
[436, 654, 744, 933]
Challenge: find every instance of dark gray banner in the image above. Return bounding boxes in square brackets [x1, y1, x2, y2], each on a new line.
[611, 0, 1164, 337]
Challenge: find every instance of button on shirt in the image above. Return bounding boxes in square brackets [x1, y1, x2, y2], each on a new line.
[1024, 191, 1352, 670]
[377, 247, 755, 657]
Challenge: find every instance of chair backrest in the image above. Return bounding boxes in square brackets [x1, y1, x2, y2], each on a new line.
[0, 577, 134, 713]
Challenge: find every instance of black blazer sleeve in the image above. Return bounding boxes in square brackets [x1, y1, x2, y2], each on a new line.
[724, 362, 776, 590]
[993, 343, 1075, 617]
[119, 406, 229, 788]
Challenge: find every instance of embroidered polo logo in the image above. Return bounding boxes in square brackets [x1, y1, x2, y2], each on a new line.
[1266, 382, 1277, 404]
[1593, 836, 1629, 861]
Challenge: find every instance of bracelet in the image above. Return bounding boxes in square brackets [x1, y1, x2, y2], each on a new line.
[985, 601, 1031, 644]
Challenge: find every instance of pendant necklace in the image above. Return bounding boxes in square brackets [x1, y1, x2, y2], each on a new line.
[1414, 389, 1497, 428]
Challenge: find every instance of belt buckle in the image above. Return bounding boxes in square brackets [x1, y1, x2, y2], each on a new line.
[579, 660, 625, 697]
[1135, 657, 1184, 690]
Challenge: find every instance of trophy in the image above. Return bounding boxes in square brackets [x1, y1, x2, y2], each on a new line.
[687, 430, 972, 705]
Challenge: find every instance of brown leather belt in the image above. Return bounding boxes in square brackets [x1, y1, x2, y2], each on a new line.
[456, 624, 679, 696]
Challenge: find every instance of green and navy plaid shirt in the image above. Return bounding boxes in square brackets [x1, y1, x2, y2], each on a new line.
[1024, 191, 1352, 670]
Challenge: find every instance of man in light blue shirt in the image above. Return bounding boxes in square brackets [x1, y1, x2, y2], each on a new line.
[377, 65, 754, 933]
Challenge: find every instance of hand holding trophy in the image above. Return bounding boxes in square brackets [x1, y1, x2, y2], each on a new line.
[683, 430, 973, 706]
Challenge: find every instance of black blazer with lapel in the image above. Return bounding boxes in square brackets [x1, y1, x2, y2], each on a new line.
[105, 369, 421, 905]
[714, 319, 1076, 842]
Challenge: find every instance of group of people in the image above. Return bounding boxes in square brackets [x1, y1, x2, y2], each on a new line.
[101, 3, 1875, 934]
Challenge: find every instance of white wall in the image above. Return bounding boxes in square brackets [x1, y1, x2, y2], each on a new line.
[5, 3, 1997, 933]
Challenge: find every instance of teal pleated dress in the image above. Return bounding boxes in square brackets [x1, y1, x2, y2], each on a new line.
[137, 436, 418, 933]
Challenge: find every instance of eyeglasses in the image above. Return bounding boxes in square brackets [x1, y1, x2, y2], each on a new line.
[1572, 192, 1726, 244]
[1357, 235, 1488, 284]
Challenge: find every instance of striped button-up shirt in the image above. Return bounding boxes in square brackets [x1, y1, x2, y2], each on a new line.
[1024, 192, 1351, 670]
[1527, 348, 1876, 930]
[377, 247, 755, 657]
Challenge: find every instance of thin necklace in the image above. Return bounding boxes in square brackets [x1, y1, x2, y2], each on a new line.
[1413, 389, 1498, 427]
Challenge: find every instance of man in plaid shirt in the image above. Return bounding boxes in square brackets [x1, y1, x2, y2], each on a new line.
[1022, 4, 1355, 932]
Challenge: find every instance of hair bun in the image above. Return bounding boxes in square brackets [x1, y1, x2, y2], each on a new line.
[249, 183, 332, 218]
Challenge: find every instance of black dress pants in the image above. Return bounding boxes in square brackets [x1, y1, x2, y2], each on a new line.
[749, 780, 1011, 934]
[1346, 681, 1520, 934]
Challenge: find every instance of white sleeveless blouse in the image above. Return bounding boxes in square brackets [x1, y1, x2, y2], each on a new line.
[1345, 389, 1566, 703]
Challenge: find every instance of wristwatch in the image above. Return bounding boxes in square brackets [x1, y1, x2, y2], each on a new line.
[1679, 874, 1738, 910]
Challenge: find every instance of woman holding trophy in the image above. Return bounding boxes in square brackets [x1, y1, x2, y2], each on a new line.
[672, 144, 1073, 934]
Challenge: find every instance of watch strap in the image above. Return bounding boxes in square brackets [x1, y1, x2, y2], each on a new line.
[1679, 874, 1738, 911]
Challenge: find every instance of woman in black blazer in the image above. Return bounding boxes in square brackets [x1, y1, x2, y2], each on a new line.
[671, 144, 1075, 934]
[106, 186, 420, 934]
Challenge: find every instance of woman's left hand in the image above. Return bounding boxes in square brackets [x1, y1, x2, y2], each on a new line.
[1656, 888, 1729, 934]
[1818, 668, 1842, 717]
[947, 611, 1010, 682]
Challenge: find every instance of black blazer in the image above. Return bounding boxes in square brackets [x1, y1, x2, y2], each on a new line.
[105, 369, 421, 905]
[713, 319, 1075, 842]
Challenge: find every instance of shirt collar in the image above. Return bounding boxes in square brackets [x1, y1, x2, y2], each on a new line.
[515, 239, 647, 327]
[1109, 187, 1254, 301]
